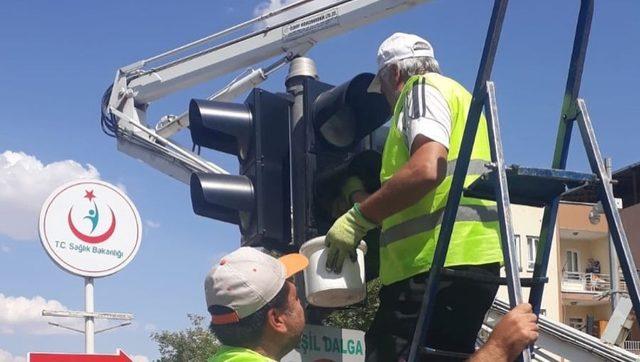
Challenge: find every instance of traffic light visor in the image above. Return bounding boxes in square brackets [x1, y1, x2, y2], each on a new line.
[312, 73, 390, 150]
[190, 172, 254, 225]
[189, 99, 253, 159]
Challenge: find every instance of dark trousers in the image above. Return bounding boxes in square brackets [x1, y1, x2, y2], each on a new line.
[366, 263, 500, 362]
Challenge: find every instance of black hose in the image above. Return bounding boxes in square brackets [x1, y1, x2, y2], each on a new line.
[100, 85, 118, 138]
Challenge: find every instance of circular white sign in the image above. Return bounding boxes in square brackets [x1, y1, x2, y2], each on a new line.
[38, 179, 142, 277]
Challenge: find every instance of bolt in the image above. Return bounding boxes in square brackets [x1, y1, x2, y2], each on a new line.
[485, 162, 498, 170]
[118, 88, 135, 98]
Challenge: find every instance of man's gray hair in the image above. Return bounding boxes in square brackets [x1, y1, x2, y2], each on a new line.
[383, 56, 441, 82]
[397, 56, 441, 78]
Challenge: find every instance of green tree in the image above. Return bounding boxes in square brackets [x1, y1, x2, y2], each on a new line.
[323, 278, 381, 331]
[151, 314, 219, 362]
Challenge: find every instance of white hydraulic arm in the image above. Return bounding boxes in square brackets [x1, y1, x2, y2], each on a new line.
[103, 0, 428, 184]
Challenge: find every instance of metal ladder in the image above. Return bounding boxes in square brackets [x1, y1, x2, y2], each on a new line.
[407, 0, 640, 361]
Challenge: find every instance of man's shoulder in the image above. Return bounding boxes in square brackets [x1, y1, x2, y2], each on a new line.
[405, 73, 460, 98]
[419, 73, 466, 90]
[402, 75, 452, 119]
[407, 73, 472, 105]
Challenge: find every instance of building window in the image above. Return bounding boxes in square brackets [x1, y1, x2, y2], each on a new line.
[565, 250, 580, 279]
[568, 317, 585, 331]
[566, 250, 579, 272]
[526, 236, 539, 271]
[514, 234, 522, 272]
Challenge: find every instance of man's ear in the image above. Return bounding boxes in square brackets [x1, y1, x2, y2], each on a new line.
[391, 64, 402, 86]
[266, 308, 287, 333]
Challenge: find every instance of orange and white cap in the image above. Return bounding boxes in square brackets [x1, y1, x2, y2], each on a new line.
[205, 247, 308, 325]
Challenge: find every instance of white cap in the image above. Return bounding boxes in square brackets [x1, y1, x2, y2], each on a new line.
[205, 247, 308, 325]
[368, 32, 435, 93]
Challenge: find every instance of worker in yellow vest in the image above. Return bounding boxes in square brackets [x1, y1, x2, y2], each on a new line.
[325, 32, 510, 360]
[204, 248, 537, 362]
[206, 247, 309, 361]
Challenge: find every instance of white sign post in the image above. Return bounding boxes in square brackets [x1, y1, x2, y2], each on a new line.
[39, 179, 142, 353]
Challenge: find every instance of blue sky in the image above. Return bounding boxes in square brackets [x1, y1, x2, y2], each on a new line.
[1, 0, 639, 360]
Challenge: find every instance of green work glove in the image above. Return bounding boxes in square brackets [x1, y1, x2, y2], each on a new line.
[341, 176, 366, 204]
[329, 177, 366, 219]
[325, 204, 377, 274]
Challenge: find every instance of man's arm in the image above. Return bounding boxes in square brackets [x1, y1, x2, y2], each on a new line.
[323, 82, 451, 273]
[359, 134, 447, 223]
[468, 303, 539, 362]
[322, 136, 447, 272]
[360, 80, 451, 223]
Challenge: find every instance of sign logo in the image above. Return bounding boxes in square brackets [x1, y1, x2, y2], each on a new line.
[39, 180, 142, 278]
[67, 189, 117, 244]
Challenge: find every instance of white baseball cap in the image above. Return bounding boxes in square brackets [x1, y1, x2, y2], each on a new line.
[368, 32, 435, 93]
[205, 247, 308, 325]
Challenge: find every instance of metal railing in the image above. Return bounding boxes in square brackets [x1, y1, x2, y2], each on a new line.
[487, 299, 640, 362]
[623, 340, 640, 354]
[561, 271, 628, 293]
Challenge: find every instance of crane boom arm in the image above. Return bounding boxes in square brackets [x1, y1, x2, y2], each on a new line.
[125, 0, 427, 104]
[105, 0, 428, 184]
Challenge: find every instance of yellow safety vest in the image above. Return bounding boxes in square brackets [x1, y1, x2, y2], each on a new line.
[379, 73, 503, 285]
[209, 345, 276, 362]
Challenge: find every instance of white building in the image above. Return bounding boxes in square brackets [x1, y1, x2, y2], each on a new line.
[496, 201, 640, 353]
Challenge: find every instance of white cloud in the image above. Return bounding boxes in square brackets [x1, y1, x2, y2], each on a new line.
[132, 356, 149, 362]
[0, 293, 70, 335]
[0, 150, 100, 241]
[0, 245, 9, 253]
[0, 349, 27, 362]
[115, 182, 128, 194]
[145, 220, 160, 229]
[253, 0, 339, 26]
[253, 0, 297, 17]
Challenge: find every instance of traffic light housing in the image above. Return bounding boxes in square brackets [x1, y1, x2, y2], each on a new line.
[189, 89, 291, 249]
[313, 73, 390, 151]
[291, 73, 390, 244]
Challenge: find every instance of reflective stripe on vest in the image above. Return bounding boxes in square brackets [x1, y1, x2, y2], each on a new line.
[379, 158, 495, 246]
[378, 73, 503, 285]
[380, 204, 499, 247]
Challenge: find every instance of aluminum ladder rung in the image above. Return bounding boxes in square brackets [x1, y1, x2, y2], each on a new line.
[440, 268, 548, 287]
[419, 346, 472, 359]
[465, 166, 597, 207]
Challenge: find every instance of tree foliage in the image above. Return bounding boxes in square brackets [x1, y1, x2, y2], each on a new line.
[323, 278, 381, 331]
[151, 314, 219, 362]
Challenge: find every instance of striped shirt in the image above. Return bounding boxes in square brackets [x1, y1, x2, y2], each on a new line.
[397, 77, 452, 151]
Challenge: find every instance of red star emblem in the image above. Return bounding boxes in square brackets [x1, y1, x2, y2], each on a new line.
[84, 190, 96, 202]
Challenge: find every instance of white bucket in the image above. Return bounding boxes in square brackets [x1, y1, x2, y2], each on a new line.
[299, 236, 367, 308]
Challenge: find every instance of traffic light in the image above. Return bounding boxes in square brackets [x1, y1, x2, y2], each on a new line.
[189, 88, 291, 249]
[291, 73, 390, 244]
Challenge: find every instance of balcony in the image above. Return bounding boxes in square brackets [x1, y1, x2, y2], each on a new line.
[624, 340, 640, 354]
[562, 271, 610, 293]
[561, 271, 627, 294]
